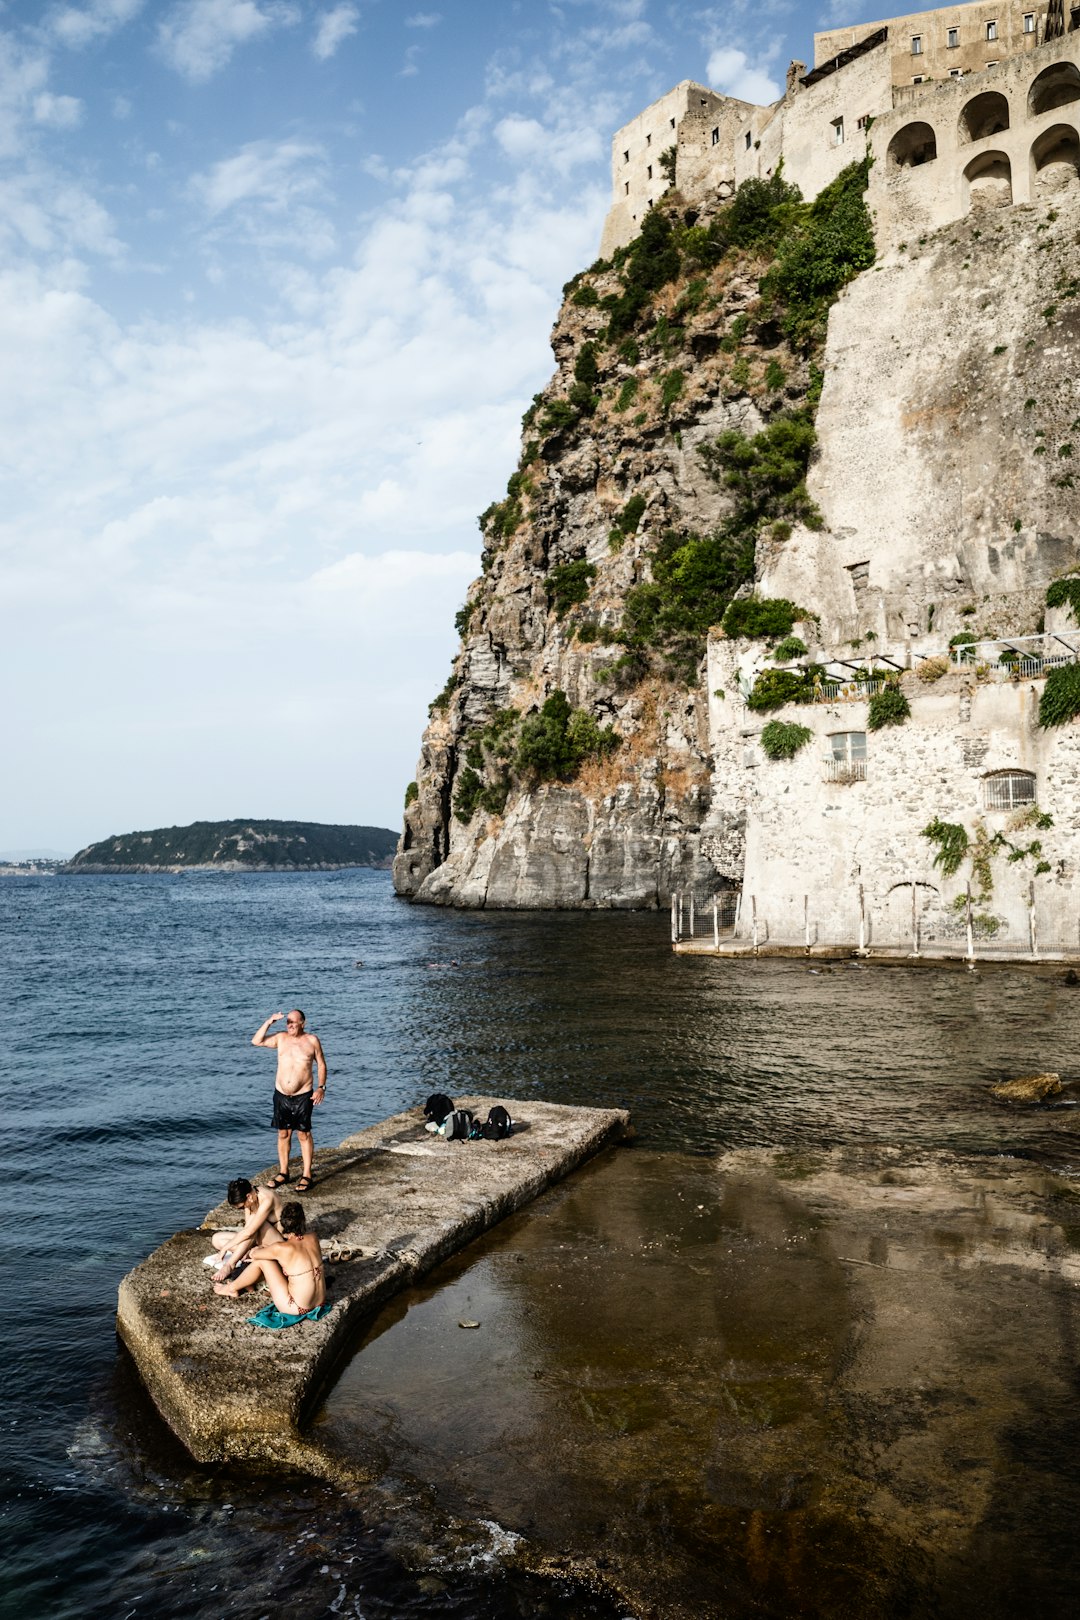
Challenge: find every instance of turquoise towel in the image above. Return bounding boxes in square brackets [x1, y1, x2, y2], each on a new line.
[246, 1302, 332, 1331]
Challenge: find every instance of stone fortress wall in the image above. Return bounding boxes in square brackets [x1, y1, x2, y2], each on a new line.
[600, 2, 1080, 257]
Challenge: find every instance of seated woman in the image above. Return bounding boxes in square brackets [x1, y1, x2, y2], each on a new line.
[213, 1201, 325, 1315]
[208, 1177, 285, 1283]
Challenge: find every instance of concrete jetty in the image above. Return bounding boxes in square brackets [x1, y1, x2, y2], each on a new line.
[116, 1099, 629, 1463]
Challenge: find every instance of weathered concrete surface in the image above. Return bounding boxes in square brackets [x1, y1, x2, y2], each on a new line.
[116, 1099, 629, 1464]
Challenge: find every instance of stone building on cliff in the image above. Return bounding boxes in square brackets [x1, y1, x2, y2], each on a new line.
[395, 2, 1080, 954]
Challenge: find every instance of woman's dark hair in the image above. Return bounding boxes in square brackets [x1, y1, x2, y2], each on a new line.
[227, 1178, 253, 1205]
[279, 1201, 307, 1235]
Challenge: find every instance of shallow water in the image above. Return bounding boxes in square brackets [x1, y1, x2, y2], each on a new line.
[3, 869, 1080, 1616]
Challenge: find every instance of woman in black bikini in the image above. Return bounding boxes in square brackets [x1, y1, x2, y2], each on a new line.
[213, 1202, 325, 1314]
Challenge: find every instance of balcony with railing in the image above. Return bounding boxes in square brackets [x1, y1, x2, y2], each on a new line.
[944, 631, 1080, 679]
[823, 756, 867, 782]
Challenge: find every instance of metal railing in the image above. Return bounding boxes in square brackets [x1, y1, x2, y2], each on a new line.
[947, 632, 1080, 678]
[982, 772, 1037, 811]
[823, 757, 866, 782]
[813, 678, 888, 704]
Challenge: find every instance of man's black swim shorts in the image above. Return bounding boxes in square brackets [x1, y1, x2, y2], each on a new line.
[271, 1090, 314, 1132]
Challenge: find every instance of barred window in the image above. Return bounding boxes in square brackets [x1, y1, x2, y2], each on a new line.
[982, 770, 1036, 811]
[830, 732, 866, 763]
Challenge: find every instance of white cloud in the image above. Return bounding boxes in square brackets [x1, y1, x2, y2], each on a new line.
[33, 91, 83, 128]
[311, 3, 359, 61]
[405, 10, 441, 25]
[157, 0, 300, 83]
[706, 46, 781, 105]
[400, 43, 420, 77]
[112, 94, 132, 118]
[188, 138, 327, 217]
[47, 0, 145, 49]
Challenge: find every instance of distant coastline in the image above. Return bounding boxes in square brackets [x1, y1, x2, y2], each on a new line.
[64, 819, 398, 873]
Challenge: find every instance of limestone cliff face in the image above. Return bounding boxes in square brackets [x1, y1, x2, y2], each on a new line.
[395, 186, 1080, 911]
[760, 192, 1080, 642]
[395, 229, 813, 908]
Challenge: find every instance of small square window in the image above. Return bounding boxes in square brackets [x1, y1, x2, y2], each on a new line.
[913, 74, 925, 83]
[986, 20, 997, 41]
[744, 129, 752, 149]
[911, 33, 922, 53]
[1024, 12, 1035, 32]
[947, 27, 959, 47]
[711, 126, 719, 145]
[856, 113, 870, 131]
[949, 67, 962, 77]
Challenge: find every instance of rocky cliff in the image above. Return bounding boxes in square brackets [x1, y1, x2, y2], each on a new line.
[395, 168, 1080, 909]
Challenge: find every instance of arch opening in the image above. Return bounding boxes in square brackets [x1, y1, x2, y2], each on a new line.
[982, 770, 1036, 812]
[963, 150, 1013, 211]
[959, 91, 1010, 143]
[887, 120, 937, 170]
[1029, 61, 1080, 118]
[1032, 122, 1080, 193]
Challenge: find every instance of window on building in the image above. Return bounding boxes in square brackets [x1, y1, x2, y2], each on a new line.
[646, 132, 652, 146]
[624, 181, 629, 194]
[982, 770, 1036, 811]
[986, 60, 998, 67]
[670, 116, 676, 128]
[1024, 12, 1035, 33]
[711, 126, 720, 145]
[948, 27, 959, 47]
[646, 163, 652, 179]
[857, 113, 870, 130]
[744, 129, 752, 149]
[950, 67, 963, 77]
[913, 74, 926, 83]
[825, 732, 867, 781]
[986, 20, 997, 41]
[832, 116, 845, 145]
[623, 150, 629, 163]
[912, 33, 922, 53]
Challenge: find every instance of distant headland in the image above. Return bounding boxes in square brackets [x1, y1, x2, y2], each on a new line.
[65, 819, 398, 873]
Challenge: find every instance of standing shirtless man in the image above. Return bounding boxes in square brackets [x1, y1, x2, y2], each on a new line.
[251, 1008, 327, 1192]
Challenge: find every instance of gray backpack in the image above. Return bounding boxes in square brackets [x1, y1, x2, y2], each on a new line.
[440, 1107, 474, 1140]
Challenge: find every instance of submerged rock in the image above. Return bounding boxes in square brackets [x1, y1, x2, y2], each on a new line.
[989, 1071, 1062, 1104]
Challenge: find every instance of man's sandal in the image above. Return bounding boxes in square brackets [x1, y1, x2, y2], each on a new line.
[295, 1175, 314, 1192]
[268, 1171, 291, 1188]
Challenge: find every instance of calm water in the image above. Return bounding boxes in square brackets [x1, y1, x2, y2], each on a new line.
[3, 869, 1079, 1618]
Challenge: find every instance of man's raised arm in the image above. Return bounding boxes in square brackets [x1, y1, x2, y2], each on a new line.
[252, 1012, 284, 1048]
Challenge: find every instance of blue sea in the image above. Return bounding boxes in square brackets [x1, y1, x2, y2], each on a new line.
[3, 869, 1079, 1618]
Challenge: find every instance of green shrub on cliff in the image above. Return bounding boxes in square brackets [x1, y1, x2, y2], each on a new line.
[746, 668, 815, 711]
[760, 720, 812, 759]
[1046, 576, 1080, 621]
[767, 159, 875, 349]
[700, 411, 822, 536]
[620, 526, 756, 682]
[722, 597, 806, 641]
[867, 686, 911, 730]
[547, 559, 597, 617]
[1039, 662, 1080, 726]
[515, 690, 618, 781]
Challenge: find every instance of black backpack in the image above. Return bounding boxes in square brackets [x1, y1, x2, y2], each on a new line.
[423, 1092, 454, 1126]
[481, 1105, 513, 1141]
[440, 1107, 474, 1140]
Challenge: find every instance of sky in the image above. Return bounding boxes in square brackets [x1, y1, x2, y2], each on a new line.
[0, 0, 879, 853]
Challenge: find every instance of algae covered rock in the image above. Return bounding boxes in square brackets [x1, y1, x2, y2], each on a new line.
[989, 1072, 1062, 1104]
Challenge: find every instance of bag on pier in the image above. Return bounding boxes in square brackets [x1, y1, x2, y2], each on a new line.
[440, 1107, 475, 1141]
[424, 1092, 454, 1126]
[481, 1105, 513, 1141]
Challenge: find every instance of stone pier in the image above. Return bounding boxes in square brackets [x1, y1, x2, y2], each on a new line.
[116, 1099, 630, 1463]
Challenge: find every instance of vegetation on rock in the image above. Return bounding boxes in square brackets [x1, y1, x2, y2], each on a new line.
[1045, 575, 1080, 622]
[867, 686, 911, 730]
[1039, 662, 1080, 726]
[722, 596, 806, 641]
[759, 720, 812, 760]
[746, 668, 816, 711]
[547, 559, 598, 617]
